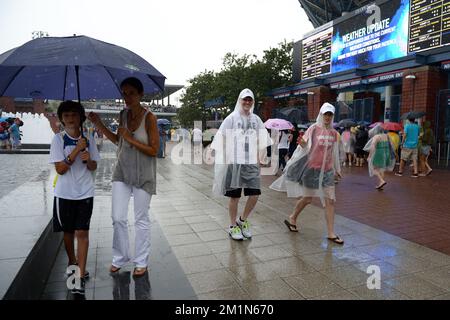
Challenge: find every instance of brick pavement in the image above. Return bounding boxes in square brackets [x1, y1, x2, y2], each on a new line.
[262, 165, 450, 255]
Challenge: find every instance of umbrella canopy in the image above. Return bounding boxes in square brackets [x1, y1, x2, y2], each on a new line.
[275, 106, 308, 124]
[369, 121, 383, 128]
[382, 122, 402, 131]
[157, 118, 171, 126]
[0, 35, 165, 100]
[357, 120, 371, 126]
[337, 118, 356, 127]
[400, 111, 426, 120]
[264, 118, 294, 130]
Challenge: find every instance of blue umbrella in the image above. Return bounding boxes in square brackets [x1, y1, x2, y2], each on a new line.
[157, 118, 171, 126]
[0, 35, 165, 100]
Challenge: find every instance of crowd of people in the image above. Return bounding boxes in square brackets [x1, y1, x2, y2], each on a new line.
[0, 117, 23, 149]
[331, 116, 434, 182]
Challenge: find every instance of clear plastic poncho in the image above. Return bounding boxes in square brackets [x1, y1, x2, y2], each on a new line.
[211, 89, 272, 196]
[270, 103, 341, 206]
[341, 129, 355, 153]
[363, 124, 396, 177]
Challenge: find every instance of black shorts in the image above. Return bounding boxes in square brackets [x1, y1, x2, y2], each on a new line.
[224, 188, 261, 198]
[53, 197, 94, 233]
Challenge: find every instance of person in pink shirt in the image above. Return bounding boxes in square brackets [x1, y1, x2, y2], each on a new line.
[270, 103, 344, 244]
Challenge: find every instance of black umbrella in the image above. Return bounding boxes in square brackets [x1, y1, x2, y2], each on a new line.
[338, 118, 356, 127]
[400, 111, 426, 120]
[277, 106, 308, 124]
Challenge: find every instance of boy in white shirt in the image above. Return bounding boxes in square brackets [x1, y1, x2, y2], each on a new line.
[49, 101, 100, 295]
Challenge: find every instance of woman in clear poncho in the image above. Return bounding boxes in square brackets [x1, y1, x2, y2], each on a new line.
[211, 88, 272, 241]
[363, 124, 395, 190]
[270, 103, 344, 245]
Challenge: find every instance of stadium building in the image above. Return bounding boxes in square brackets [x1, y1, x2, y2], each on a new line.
[262, 0, 450, 153]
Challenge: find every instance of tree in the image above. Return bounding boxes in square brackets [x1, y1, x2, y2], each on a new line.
[178, 40, 294, 127]
[177, 71, 216, 128]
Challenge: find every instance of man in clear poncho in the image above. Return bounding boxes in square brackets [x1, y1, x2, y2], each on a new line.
[270, 103, 344, 244]
[363, 124, 396, 190]
[211, 89, 272, 241]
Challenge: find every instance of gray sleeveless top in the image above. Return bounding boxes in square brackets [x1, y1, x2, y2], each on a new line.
[112, 110, 157, 195]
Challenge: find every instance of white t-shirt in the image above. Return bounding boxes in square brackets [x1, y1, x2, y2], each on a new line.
[192, 128, 203, 142]
[49, 132, 101, 200]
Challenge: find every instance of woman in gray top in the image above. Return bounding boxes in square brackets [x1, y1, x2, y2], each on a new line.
[88, 77, 159, 277]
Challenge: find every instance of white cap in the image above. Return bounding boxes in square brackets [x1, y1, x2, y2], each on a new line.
[240, 88, 254, 99]
[320, 102, 335, 114]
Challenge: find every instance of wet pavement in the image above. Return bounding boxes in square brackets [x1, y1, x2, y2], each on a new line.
[0, 153, 50, 198]
[0, 153, 54, 299]
[4, 140, 450, 300]
[261, 163, 450, 255]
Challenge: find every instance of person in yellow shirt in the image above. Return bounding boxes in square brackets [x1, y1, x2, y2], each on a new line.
[387, 130, 400, 163]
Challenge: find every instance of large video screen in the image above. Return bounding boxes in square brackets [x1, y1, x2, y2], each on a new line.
[299, 0, 450, 80]
[331, 0, 410, 74]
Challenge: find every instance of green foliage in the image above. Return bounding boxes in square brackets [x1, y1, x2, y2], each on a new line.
[178, 40, 294, 127]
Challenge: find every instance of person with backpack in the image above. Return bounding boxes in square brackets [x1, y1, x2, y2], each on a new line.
[49, 101, 100, 295]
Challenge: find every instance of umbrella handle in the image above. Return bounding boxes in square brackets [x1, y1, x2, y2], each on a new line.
[80, 126, 88, 164]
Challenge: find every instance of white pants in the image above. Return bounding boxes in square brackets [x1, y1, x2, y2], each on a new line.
[111, 181, 152, 268]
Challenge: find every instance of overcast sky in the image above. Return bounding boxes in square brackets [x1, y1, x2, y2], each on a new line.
[0, 0, 313, 105]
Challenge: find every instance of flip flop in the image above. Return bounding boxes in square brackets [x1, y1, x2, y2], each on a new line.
[284, 219, 298, 232]
[133, 267, 148, 277]
[376, 182, 387, 190]
[426, 169, 433, 176]
[327, 235, 344, 245]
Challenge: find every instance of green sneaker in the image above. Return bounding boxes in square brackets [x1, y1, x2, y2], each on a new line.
[236, 219, 252, 238]
[228, 225, 244, 241]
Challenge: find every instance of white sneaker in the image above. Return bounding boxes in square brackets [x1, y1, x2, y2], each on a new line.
[236, 219, 252, 238]
[229, 226, 244, 241]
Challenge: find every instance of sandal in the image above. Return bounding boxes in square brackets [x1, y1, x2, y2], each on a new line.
[327, 235, 344, 245]
[284, 219, 298, 232]
[109, 265, 121, 273]
[133, 267, 148, 277]
[376, 182, 387, 190]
